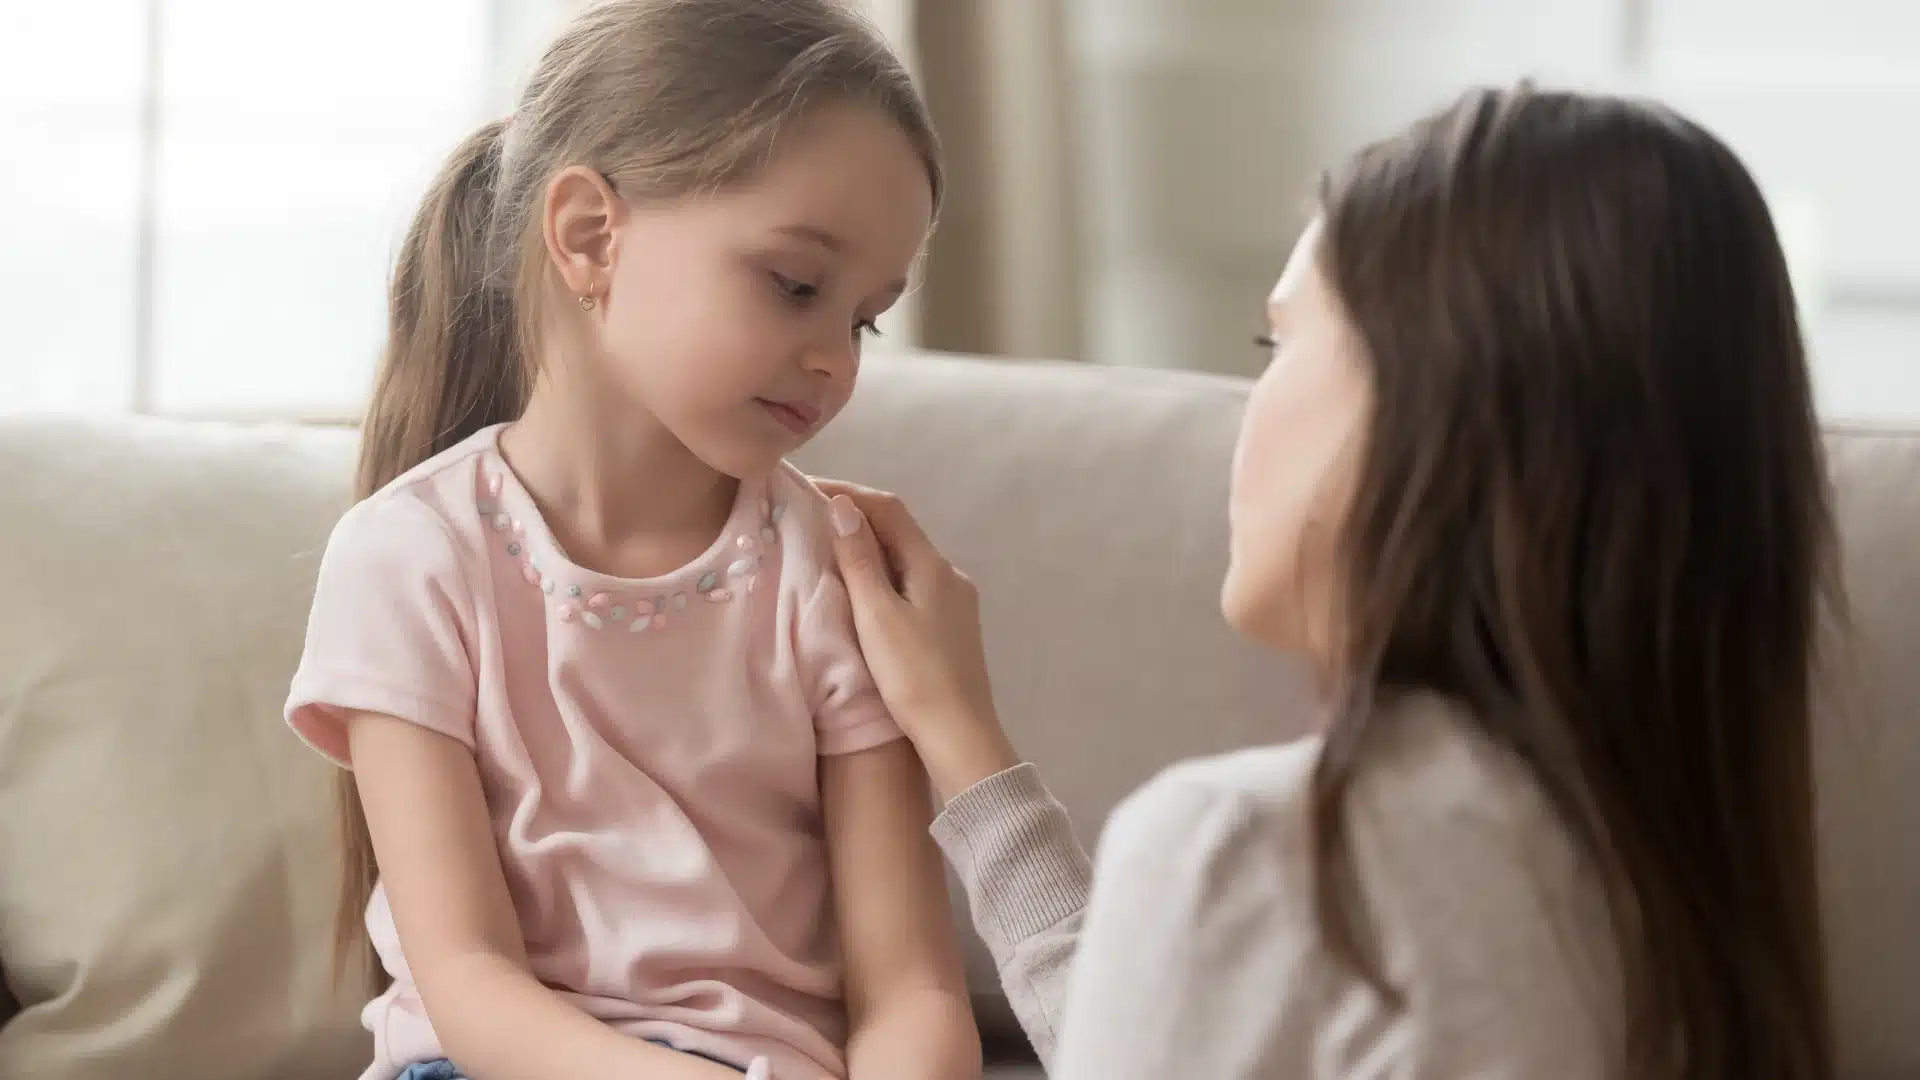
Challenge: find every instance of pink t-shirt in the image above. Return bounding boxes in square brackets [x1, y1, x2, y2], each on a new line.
[285, 425, 900, 1080]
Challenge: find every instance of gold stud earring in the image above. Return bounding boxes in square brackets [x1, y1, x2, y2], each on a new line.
[578, 293, 596, 311]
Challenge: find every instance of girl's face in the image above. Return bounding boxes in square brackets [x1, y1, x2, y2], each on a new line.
[1222, 220, 1373, 661]
[565, 102, 934, 480]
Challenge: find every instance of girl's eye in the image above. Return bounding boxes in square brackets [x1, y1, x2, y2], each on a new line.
[772, 272, 819, 302]
[1254, 333, 1279, 350]
[855, 319, 883, 340]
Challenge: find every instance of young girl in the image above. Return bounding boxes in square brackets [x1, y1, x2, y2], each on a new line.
[283, 3, 976, 1079]
[819, 85, 1838, 1080]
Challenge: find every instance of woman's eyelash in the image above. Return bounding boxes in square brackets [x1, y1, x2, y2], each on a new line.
[771, 272, 819, 301]
[1254, 333, 1279, 349]
[856, 319, 883, 339]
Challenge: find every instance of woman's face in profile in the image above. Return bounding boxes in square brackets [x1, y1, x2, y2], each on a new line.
[1222, 219, 1372, 663]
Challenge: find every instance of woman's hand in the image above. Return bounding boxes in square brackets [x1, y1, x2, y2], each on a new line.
[818, 480, 1018, 802]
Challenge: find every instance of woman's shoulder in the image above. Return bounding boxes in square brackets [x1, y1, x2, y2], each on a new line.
[1094, 740, 1322, 898]
[1105, 695, 1574, 891]
[1086, 698, 1618, 1073]
[1345, 693, 1577, 866]
[1119, 739, 1319, 834]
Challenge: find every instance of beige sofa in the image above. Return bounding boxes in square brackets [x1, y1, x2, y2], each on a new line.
[0, 352, 1914, 1080]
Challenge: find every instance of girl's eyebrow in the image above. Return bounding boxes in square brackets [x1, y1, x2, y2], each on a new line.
[772, 223, 908, 295]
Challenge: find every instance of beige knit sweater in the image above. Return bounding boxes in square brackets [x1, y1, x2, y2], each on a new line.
[929, 696, 1624, 1078]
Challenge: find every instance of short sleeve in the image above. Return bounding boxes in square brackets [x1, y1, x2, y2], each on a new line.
[797, 566, 902, 757]
[285, 492, 479, 766]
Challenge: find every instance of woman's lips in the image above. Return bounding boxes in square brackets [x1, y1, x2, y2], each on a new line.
[756, 398, 820, 435]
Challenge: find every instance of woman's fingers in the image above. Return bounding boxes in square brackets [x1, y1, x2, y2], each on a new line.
[811, 479, 1013, 801]
[828, 494, 902, 604]
[811, 479, 943, 572]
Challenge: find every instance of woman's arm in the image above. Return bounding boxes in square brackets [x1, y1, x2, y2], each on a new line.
[348, 712, 744, 1080]
[928, 763, 1091, 1067]
[822, 739, 981, 1080]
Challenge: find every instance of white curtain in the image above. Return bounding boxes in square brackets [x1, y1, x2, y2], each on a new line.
[861, 0, 1085, 361]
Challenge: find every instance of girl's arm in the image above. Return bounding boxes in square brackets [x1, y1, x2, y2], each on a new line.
[822, 739, 982, 1080]
[349, 711, 744, 1080]
[818, 480, 1095, 1066]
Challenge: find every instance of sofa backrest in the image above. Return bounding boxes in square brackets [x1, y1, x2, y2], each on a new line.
[0, 352, 1913, 1078]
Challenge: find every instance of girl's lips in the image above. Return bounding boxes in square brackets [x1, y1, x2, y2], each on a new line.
[756, 398, 820, 434]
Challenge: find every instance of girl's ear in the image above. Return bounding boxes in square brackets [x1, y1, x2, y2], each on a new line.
[541, 165, 625, 298]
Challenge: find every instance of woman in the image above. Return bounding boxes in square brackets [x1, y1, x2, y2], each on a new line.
[817, 85, 1838, 1080]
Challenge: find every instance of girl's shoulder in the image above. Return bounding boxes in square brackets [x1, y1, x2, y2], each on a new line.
[764, 461, 840, 583]
[321, 426, 503, 597]
[358, 423, 504, 521]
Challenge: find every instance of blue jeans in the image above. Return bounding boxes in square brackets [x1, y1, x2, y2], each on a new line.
[395, 1038, 746, 1078]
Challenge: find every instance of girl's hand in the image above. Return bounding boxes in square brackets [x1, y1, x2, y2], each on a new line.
[818, 480, 1018, 802]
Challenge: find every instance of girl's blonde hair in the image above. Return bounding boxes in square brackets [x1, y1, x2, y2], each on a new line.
[338, 0, 941, 986]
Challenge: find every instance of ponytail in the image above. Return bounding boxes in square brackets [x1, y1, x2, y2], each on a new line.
[357, 117, 524, 498]
[332, 117, 525, 988]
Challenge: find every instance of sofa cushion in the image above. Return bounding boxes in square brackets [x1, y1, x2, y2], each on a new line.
[0, 418, 367, 1079]
[1815, 425, 1920, 1077]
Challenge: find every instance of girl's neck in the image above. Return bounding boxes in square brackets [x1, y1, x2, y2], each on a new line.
[501, 375, 737, 576]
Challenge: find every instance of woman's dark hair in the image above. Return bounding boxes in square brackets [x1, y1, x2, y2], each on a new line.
[1312, 84, 1836, 1080]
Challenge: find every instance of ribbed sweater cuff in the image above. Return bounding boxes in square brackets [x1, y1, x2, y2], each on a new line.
[930, 763, 1093, 959]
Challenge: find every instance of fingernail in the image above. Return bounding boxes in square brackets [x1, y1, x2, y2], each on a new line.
[830, 494, 862, 537]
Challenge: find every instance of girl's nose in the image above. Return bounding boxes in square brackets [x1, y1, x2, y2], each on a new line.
[804, 331, 859, 386]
